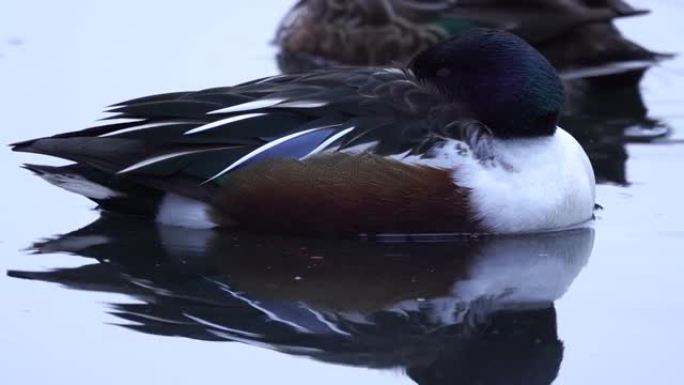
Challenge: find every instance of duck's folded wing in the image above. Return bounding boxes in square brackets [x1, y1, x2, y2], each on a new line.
[11, 68, 470, 192]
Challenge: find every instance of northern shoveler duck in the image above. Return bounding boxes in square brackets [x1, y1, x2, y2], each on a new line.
[275, 0, 666, 82]
[12, 30, 595, 235]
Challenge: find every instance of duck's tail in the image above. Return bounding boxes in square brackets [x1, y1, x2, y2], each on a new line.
[20, 163, 163, 217]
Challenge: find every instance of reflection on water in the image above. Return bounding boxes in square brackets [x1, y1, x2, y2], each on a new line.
[561, 79, 670, 184]
[10, 216, 594, 384]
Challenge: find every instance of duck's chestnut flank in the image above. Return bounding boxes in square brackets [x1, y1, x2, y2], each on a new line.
[210, 153, 481, 235]
[12, 30, 595, 235]
[410, 29, 564, 138]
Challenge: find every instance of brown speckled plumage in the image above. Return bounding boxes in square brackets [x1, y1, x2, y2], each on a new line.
[275, 0, 665, 81]
[278, 15, 445, 67]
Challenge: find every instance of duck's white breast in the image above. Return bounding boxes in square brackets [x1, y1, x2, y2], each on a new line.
[455, 128, 596, 233]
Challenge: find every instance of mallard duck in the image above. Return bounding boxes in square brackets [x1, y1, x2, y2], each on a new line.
[275, 0, 664, 81]
[12, 30, 595, 235]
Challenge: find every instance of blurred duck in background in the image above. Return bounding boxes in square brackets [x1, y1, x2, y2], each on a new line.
[276, 0, 672, 185]
[276, 0, 665, 83]
[9, 216, 594, 385]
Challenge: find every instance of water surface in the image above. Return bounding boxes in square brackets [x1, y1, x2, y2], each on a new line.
[1, 1, 683, 384]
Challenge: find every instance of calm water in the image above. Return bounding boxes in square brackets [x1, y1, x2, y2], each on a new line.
[1, 1, 683, 384]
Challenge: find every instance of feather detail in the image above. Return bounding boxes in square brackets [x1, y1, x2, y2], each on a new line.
[203, 125, 343, 183]
[208, 98, 287, 114]
[275, 100, 328, 108]
[118, 150, 213, 174]
[302, 126, 356, 158]
[100, 121, 199, 137]
[185, 113, 268, 135]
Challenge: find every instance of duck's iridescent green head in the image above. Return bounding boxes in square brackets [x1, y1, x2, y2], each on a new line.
[410, 29, 564, 138]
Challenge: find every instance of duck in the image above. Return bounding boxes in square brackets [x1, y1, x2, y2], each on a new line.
[275, 0, 666, 82]
[11, 30, 596, 236]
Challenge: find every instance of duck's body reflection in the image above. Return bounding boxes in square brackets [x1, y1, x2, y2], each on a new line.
[10, 217, 594, 385]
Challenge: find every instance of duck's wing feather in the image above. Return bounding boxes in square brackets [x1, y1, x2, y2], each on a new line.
[12, 67, 487, 190]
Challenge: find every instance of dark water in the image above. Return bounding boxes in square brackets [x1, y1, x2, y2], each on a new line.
[1, 1, 683, 384]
